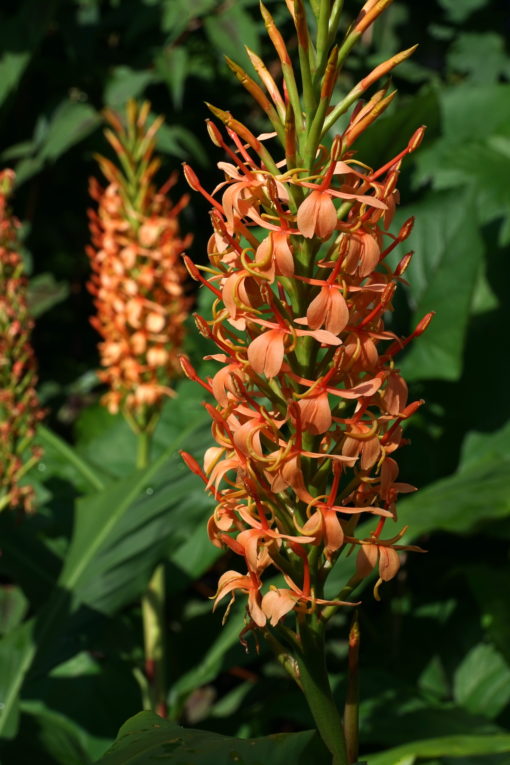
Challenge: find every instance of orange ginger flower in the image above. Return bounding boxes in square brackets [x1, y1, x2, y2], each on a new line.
[0, 169, 44, 512]
[87, 100, 191, 431]
[181, 1, 428, 630]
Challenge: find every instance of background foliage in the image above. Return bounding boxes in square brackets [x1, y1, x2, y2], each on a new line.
[0, 0, 509, 763]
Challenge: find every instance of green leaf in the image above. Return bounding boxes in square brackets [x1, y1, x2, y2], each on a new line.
[14, 100, 100, 186]
[59, 421, 212, 615]
[0, 417, 210, 740]
[365, 734, 510, 765]
[161, 0, 219, 43]
[0, 622, 33, 738]
[454, 643, 510, 719]
[27, 273, 69, 318]
[441, 85, 510, 143]
[170, 607, 244, 704]
[398, 453, 510, 537]
[156, 47, 188, 109]
[156, 123, 209, 165]
[103, 66, 154, 109]
[204, 4, 261, 72]
[17, 702, 95, 765]
[39, 101, 100, 162]
[95, 711, 328, 764]
[437, 0, 490, 23]
[17, 651, 139, 764]
[395, 190, 484, 381]
[0, 0, 58, 108]
[447, 33, 510, 84]
[465, 565, 510, 666]
[0, 586, 28, 637]
[397, 419, 510, 538]
[37, 424, 106, 493]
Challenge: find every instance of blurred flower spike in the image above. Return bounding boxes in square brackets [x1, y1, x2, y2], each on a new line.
[0, 169, 44, 513]
[87, 100, 192, 433]
[181, 0, 429, 630]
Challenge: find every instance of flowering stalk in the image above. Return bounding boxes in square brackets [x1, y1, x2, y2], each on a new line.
[87, 99, 191, 435]
[181, 2, 429, 761]
[0, 169, 44, 513]
[88, 101, 192, 718]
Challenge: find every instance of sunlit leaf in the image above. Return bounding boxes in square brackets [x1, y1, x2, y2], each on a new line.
[96, 711, 328, 764]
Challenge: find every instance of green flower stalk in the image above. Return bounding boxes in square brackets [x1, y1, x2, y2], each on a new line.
[87, 101, 193, 718]
[0, 169, 44, 514]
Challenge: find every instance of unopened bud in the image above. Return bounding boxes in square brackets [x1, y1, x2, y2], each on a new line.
[408, 126, 426, 152]
[206, 120, 223, 147]
[182, 163, 201, 191]
[179, 355, 197, 380]
[413, 311, 434, 337]
[194, 313, 212, 338]
[394, 251, 413, 277]
[183, 255, 200, 281]
[398, 217, 415, 241]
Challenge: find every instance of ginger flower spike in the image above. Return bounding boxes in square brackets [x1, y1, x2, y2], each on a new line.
[0, 169, 44, 513]
[87, 100, 192, 432]
[181, 1, 429, 634]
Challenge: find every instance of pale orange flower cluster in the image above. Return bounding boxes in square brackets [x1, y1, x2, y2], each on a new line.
[87, 102, 191, 429]
[181, 9, 429, 629]
[0, 169, 44, 513]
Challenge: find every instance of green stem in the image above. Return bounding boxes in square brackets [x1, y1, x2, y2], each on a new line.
[344, 611, 360, 764]
[142, 563, 167, 718]
[136, 429, 151, 470]
[138, 429, 168, 718]
[297, 620, 349, 765]
[314, 0, 331, 81]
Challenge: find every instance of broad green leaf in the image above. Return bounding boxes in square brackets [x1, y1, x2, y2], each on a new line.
[204, 4, 261, 72]
[0, 509, 63, 606]
[447, 33, 510, 84]
[75, 380, 210, 479]
[16, 651, 139, 763]
[365, 734, 510, 765]
[0, 587, 28, 636]
[103, 67, 154, 109]
[16, 702, 95, 765]
[96, 711, 328, 764]
[460, 420, 510, 470]
[169, 607, 244, 704]
[14, 101, 100, 185]
[161, 0, 218, 43]
[395, 190, 484, 381]
[156, 123, 209, 165]
[465, 566, 510, 665]
[156, 47, 188, 109]
[437, 0, 490, 23]
[398, 453, 510, 537]
[0, 417, 210, 740]
[398, 419, 510, 537]
[0, 621, 33, 738]
[441, 85, 510, 143]
[0, 0, 58, 108]
[59, 421, 212, 615]
[37, 424, 106, 493]
[454, 643, 510, 719]
[27, 273, 69, 318]
[39, 101, 100, 162]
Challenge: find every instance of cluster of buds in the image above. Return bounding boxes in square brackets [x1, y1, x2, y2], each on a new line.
[0, 170, 44, 513]
[87, 100, 192, 432]
[181, 0, 429, 631]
